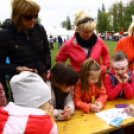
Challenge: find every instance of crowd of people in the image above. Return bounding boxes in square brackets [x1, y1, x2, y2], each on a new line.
[1, 0, 134, 134]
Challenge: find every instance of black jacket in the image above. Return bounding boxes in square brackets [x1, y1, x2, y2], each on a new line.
[0, 19, 51, 77]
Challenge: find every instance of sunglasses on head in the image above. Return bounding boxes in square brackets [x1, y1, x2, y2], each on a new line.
[24, 14, 38, 21]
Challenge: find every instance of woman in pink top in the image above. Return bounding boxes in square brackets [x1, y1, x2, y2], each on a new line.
[56, 10, 110, 76]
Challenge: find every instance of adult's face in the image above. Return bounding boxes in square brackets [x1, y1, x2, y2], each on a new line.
[78, 29, 94, 40]
[20, 12, 38, 29]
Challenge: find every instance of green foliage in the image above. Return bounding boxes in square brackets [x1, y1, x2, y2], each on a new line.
[36, 17, 41, 23]
[96, 4, 110, 33]
[61, 16, 71, 30]
[102, 3, 106, 13]
[0, 21, 2, 28]
[123, 1, 134, 31]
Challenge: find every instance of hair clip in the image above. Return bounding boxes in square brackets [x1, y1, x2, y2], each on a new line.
[46, 72, 51, 80]
[92, 59, 95, 63]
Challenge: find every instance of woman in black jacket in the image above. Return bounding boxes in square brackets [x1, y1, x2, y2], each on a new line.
[0, 0, 51, 98]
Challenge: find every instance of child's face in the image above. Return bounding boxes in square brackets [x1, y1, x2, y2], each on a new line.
[59, 84, 74, 93]
[113, 65, 127, 77]
[87, 70, 101, 85]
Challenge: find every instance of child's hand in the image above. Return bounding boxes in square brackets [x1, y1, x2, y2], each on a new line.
[64, 107, 71, 115]
[60, 110, 71, 120]
[114, 74, 123, 83]
[89, 103, 100, 113]
[122, 73, 129, 83]
[122, 105, 134, 114]
[95, 102, 102, 110]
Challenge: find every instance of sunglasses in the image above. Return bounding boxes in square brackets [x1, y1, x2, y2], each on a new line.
[24, 14, 38, 21]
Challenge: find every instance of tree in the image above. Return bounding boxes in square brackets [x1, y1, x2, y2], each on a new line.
[66, 16, 71, 30]
[0, 21, 2, 28]
[123, 0, 134, 31]
[61, 16, 71, 30]
[102, 3, 106, 13]
[108, 2, 125, 32]
[96, 4, 110, 33]
[36, 17, 41, 23]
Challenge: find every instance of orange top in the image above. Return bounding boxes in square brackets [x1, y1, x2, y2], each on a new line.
[114, 36, 134, 71]
[74, 80, 108, 113]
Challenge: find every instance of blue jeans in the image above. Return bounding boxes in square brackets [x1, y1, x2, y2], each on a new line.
[109, 128, 125, 134]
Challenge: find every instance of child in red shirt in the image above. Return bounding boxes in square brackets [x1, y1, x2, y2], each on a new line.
[104, 50, 134, 100]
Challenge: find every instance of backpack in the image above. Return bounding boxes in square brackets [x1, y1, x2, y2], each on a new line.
[107, 70, 132, 88]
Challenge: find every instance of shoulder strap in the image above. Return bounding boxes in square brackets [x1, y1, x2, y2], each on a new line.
[127, 70, 132, 83]
[86, 47, 93, 59]
[107, 71, 117, 88]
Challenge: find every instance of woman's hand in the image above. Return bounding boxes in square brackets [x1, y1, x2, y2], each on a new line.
[122, 105, 134, 114]
[89, 102, 102, 113]
[16, 66, 38, 73]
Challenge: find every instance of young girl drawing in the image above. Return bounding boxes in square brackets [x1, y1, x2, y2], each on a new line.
[104, 50, 134, 100]
[46, 63, 78, 120]
[74, 58, 107, 113]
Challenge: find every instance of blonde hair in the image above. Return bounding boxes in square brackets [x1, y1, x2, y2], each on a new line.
[74, 9, 96, 31]
[11, 0, 40, 31]
[78, 58, 102, 92]
[128, 21, 134, 36]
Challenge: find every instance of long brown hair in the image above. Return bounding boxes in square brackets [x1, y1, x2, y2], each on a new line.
[78, 58, 102, 92]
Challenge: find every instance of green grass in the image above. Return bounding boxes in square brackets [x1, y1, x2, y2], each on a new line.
[50, 43, 70, 68]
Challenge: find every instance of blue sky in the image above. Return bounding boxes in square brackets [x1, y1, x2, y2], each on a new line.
[0, 0, 129, 28]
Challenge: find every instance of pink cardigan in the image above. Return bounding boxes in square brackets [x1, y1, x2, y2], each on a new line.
[56, 34, 110, 75]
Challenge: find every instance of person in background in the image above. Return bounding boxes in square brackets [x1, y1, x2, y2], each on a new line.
[56, 9, 110, 77]
[74, 58, 107, 113]
[0, 71, 58, 134]
[46, 63, 78, 121]
[49, 34, 54, 50]
[114, 21, 134, 72]
[104, 50, 134, 100]
[57, 35, 63, 49]
[0, 0, 51, 91]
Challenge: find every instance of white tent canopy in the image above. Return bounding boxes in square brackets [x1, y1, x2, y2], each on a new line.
[114, 32, 128, 36]
[45, 27, 75, 41]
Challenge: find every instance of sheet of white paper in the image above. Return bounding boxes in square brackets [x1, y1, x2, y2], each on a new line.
[95, 108, 132, 123]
